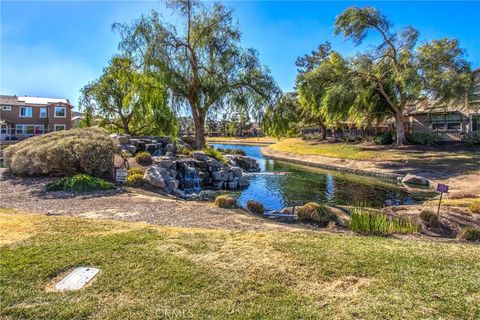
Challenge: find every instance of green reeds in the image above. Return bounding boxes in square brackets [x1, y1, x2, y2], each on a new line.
[350, 207, 418, 235]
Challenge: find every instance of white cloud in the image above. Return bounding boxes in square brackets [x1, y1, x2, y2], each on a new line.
[0, 44, 97, 109]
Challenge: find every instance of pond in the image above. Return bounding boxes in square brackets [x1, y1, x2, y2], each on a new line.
[211, 143, 435, 211]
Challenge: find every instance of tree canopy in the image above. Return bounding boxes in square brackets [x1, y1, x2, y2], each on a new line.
[294, 6, 473, 145]
[80, 56, 177, 136]
[113, 0, 280, 148]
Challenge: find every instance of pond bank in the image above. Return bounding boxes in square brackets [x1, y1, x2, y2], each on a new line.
[261, 145, 480, 196]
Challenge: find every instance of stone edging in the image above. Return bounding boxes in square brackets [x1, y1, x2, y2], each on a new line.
[261, 147, 404, 181]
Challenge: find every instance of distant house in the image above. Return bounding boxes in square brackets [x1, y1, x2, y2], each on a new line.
[71, 111, 101, 128]
[0, 95, 73, 141]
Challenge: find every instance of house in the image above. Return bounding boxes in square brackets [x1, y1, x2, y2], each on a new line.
[404, 101, 478, 141]
[71, 111, 101, 128]
[0, 95, 73, 141]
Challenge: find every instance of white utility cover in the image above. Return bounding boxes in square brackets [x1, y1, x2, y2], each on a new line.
[54, 267, 100, 291]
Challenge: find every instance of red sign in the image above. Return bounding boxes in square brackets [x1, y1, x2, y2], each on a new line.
[437, 183, 449, 193]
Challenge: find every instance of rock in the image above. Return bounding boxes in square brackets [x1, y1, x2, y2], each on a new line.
[227, 181, 238, 190]
[154, 157, 174, 169]
[130, 139, 142, 147]
[229, 166, 242, 178]
[239, 177, 249, 188]
[143, 166, 166, 188]
[145, 144, 157, 154]
[192, 151, 208, 162]
[124, 144, 137, 154]
[207, 158, 221, 171]
[110, 133, 130, 145]
[212, 170, 228, 181]
[401, 174, 430, 186]
[165, 143, 176, 154]
[225, 155, 260, 172]
[212, 181, 224, 190]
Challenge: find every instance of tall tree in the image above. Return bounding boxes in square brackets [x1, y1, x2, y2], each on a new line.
[332, 6, 472, 145]
[114, 0, 279, 148]
[80, 56, 177, 136]
[263, 92, 305, 138]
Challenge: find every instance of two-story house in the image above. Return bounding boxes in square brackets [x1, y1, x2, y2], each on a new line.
[0, 95, 73, 141]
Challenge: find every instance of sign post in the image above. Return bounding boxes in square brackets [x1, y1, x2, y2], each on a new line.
[436, 183, 449, 216]
[115, 166, 128, 184]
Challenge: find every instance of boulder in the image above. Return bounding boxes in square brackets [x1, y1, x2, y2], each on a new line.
[145, 144, 157, 154]
[226, 155, 260, 172]
[165, 143, 176, 154]
[143, 166, 166, 188]
[212, 170, 228, 181]
[239, 177, 249, 188]
[401, 174, 430, 186]
[229, 166, 242, 178]
[227, 181, 238, 190]
[110, 133, 130, 145]
[192, 151, 208, 162]
[123, 144, 137, 154]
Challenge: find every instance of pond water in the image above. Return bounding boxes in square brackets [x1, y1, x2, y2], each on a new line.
[211, 143, 435, 211]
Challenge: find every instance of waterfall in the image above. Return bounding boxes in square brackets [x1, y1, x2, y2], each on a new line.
[180, 164, 201, 193]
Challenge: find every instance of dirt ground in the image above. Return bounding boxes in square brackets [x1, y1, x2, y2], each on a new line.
[0, 169, 304, 232]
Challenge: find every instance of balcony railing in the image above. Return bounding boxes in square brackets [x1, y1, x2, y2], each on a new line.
[0, 128, 50, 142]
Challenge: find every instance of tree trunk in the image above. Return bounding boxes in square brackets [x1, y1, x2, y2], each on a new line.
[191, 106, 206, 149]
[319, 121, 327, 140]
[395, 109, 406, 146]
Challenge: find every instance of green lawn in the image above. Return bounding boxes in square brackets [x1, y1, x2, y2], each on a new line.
[1, 209, 480, 319]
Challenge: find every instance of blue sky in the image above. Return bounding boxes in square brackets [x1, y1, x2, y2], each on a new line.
[1, 1, 479, 110]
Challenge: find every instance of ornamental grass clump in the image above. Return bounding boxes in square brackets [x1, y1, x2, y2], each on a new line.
[214, 195, 237, 208]
[135, 152, 153, 166]
[126, 173, 144, 187]
[420, 209, 439, 225]
[3, 128, 117, 177]
[469, 200, 480, 214]
[458, 227, 480, 242]
[297, 202, 337, 227]
[46, 174, 115, 193]
[246, 200, 264, 214]
[349, 207, 418, 235]
[204, 147, 227, 164]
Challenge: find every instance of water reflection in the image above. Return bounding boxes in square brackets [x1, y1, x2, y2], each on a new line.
[211, 143, 433, 211]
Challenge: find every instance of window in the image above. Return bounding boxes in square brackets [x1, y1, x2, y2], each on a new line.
[431, 113, 462, 131]
[40, 107, 47, 118]
[54, 106, 66, 118]
[19, 107, 32, 117]
[16, 125, 23, 134]
[1, 105, 12, 111]
[54, 124, 66, 131]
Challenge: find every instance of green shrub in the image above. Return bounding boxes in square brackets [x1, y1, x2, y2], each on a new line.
[373, 132, 394, 145]
[4, 128, 117, 177]
[179, 146, 193, 156]
[135, 152, 153, 166]
[420, 209, 439, 224]
[214, 195, 237, 208]
[349, 207, 418, 235]
[462, 131, 480, 145]
[126, 173, 144, 187]
[458, 227, 480, 242]
[216, 148, 247, 156]
[469, 200, 480, 214]
[297, 202, 337, 227]
[128, 167, 145, 175]
[406, 132, 440, 145]
[246, 200, 264, 214]
[204, 147, 227, 164]
[46, 174, 115, 193]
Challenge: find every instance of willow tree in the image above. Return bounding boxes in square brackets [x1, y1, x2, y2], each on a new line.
[263, 92, 304, 138]
[114, 0, 279, 148]
[332, 6, 472, 145]
[80, 56, 176, 136]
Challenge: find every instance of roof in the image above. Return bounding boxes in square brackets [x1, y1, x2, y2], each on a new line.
[0, 95, 72, 107]
[403, 100, 472, 116]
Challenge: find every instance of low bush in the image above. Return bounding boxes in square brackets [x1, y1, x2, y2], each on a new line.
[4, 128, 117, 177]
[126, 173, 144, 187]
[420, 209, 439, 225]
[214, 195, 237, 208]
[349, 208, 418, 235]
[373, 131, 394, 145]
[204, 147, 227, 164]
[246, 200, 264, 214]
[406, 132, 440, 145]
[457, 227, 480, 242]
[135, 152, 153, 166]
[128, 167, 145, 175]
[216, 147, 247, 156]
[462, 131, 480, 145]
[469, 200, 480, 214]
[297, 202, 337, 227]
[46, 174, 115, 193]
[179, 146, 193, 156]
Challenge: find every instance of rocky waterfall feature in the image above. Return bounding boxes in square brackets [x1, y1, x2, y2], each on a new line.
[111, 134, 259, 198]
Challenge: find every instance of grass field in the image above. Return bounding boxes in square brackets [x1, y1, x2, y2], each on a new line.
[1, 209, 480, 319]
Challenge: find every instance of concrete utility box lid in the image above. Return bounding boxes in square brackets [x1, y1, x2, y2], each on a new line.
[54, 267, 100, 291]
